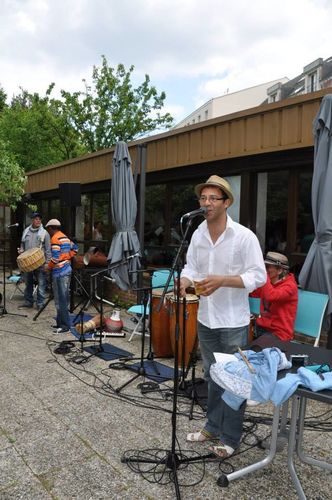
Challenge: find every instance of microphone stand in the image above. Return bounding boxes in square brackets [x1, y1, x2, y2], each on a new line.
[121, 214, 211, 500]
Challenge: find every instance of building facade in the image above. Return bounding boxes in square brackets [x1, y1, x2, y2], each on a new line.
[20, 88, 332, 279]
[175, 78, 288, 128]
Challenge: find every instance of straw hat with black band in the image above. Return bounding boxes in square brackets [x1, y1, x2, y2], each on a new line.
[195, 175, 234, 206]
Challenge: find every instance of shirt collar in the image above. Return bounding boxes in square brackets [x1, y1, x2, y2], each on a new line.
[198, 213, 235, 237]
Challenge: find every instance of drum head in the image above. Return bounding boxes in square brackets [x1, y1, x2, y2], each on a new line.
[169, 293, 198, 303]
[152, 288, 173, 298]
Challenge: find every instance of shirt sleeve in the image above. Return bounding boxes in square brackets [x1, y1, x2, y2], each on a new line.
[258, 278, 297, 303]
[44, 232, 52, 263]
[239, 232, 267, 292]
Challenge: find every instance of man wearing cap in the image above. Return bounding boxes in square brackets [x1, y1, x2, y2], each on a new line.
[18, 212, 51, 309]
[179, 175, 266, 459]
[251, 251, 298, 341]
[45, 219, 78, 334]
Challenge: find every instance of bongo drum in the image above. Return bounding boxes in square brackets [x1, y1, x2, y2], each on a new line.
[17, 247, 45, 273]
[151, 289, 173, 357]
[75, 313, 106, 334]
[169, 294, 199, 370]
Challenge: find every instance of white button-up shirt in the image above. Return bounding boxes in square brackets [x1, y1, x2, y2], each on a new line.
[181, 216, 266, 329]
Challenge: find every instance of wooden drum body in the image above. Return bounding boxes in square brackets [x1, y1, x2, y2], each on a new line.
[169, 294, 199, 369]
[17, 247, 45, 273]
[151, 289, 173, 357]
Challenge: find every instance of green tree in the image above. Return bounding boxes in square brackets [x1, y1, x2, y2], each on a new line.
[59, 56, 174, 151]
[0, 139, 26, 208]
[0, 87, 84, 172]
[0, 85, 7, 112]
[0, 57, 173, 172]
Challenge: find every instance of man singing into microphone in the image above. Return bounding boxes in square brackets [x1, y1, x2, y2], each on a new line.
[179, 175, 266, 458]
[18, 212, 51, 310]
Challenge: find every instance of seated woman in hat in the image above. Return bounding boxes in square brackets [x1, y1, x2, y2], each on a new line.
[250, 251, 298, 341]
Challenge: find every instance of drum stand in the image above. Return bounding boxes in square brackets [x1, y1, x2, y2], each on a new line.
[68, 266, 125, 363]
[0, 235, 27, 318]
[121, 217, 212, 500]
[70, 271, 107, 362]
[179, 345, 206, 418]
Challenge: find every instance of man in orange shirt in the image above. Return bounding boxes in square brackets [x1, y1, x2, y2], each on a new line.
[45, 219, 78, 334]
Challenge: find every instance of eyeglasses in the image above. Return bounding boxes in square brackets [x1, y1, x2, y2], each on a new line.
[198, 195, 227, 203]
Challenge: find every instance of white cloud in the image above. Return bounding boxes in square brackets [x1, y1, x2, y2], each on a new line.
[0, 0, 331, 119]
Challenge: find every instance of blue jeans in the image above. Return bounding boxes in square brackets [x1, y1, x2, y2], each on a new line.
[52, 272, 71, 330]
[198, 321, 249, 449]
[24, 269, 47, 307]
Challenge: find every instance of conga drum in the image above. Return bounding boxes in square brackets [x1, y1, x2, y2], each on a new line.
[169, 294, 199, 370]
[150, 289, 173, 357]
[17, 247, 45, 273]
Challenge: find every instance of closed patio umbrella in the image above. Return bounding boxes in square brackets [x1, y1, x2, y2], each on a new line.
[299, 94, 332, 345]
[107, 141, 141, 290]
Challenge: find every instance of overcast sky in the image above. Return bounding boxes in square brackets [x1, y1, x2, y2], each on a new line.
[1, 0, 331, 124]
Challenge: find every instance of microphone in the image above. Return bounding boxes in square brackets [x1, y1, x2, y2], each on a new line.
[182, 207, 207, 218]
[7, 223, 19, 228]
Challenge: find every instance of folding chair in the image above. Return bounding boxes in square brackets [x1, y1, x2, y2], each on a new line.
[7, 275, 25, 300]
[127, 269, 174, 342]
[249, 296, 260, 316]
[7, 274, 39, 301]
[293, 289, 329, 347]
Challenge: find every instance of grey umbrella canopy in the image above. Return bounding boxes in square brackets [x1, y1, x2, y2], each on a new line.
[299, 94, 332, 319]
[107, 141, 141, 290]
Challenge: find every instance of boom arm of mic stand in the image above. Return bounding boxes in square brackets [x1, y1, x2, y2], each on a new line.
[155, 218, 193, 313]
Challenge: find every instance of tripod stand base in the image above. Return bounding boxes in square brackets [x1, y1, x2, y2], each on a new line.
[121, 447, 214, 498]
[178, 378, 208, 412]
[0, 306, 27, 318]
[84, 343, 132, 361]
[126, 359, 178, 383]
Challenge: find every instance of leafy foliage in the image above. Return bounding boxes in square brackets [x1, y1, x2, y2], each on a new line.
[0, 139, 26, 208]
[0, 85, 6, 112]
[0, 87, 84, 172]
[0, 57, 173, 174]
[58, 56, 174, 151]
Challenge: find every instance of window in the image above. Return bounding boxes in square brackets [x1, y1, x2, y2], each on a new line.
[144, 184, 167, 265]
[76, 194, 91, 245]
[256, 171, 288, 253]
[309, 72, 317, 92]
[297, 171, 313, 254]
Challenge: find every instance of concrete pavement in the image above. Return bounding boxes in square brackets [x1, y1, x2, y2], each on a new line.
[0, 282, 331, 499]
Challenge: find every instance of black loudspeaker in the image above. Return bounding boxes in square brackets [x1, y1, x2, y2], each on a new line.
[59, 183, 81, 207]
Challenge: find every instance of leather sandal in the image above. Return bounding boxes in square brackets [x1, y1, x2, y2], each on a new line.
[209, 442, 235, 459]
[186, 429, 218, 442]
